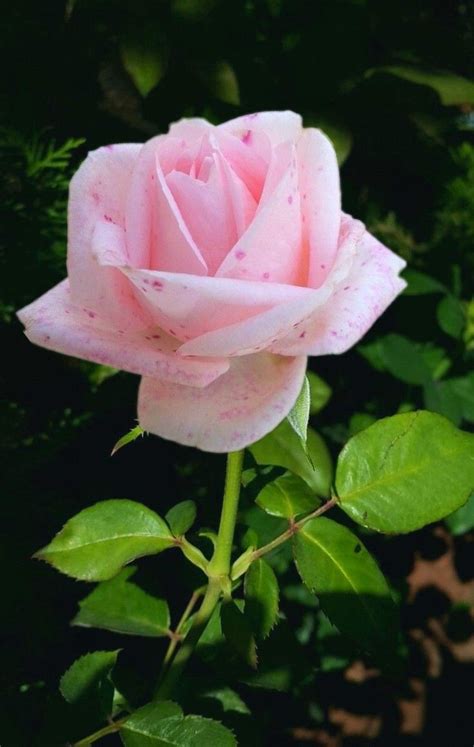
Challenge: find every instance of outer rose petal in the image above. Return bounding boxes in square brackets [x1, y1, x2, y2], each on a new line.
[217, 111, 303, 146]
[175, 217, 365, 357]
[270, 217, 407, 356]
[117, 269, 317, 342]
[17, 280, 229, 387]
[175, 285, 326, 357]
[298, 129, 341, 288]
[68, 143, 146, 329]
[138, 352, 307, 452]
[92, 227, 314, 343]
[124, 135, 161, 270]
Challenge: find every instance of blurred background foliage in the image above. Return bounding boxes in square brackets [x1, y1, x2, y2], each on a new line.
[1, 1, 473, 745]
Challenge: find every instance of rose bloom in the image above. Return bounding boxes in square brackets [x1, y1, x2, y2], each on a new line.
[18, 112, 405, 452]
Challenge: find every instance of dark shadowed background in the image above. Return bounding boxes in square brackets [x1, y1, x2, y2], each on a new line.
[1, 1, 473, 745]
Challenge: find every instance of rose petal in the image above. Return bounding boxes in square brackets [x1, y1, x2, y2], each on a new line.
[175, 217, 371, 358]
[270, 216, 407, 356]
[156, 136, 190, 175]
[138, 352, 307, 452]
[168, 117, 213, 143]
[215, 150, 257, 240]
[17, 280, 228, 387]
[298, 129, 341, 288]
[68, 143, 145, 327]
[216, 142, 306, 285]
[165, 156, 238, 275]
[151, 151, 208, 275]
[123, 137, 208, 276]
[218, 110, 303, 146]
[116, 269, 318, 342]
[216, 129, 271, 202]
[92, 219, 128, 267]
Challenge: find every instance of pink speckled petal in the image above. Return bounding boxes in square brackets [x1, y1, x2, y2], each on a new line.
[270, 216, 407, 356]
[298, 129, 341, 288]
[168, 117, 213, 143]
[116, 269, 317, 342]
[91, 219, 128, 266]
[17, 280, 229, 387]
[216, 142, 306, 285]
[152, 151, 208, 275]
[68, 143, 145, 328]
[165, 156, 237, 275]
[215, 151, 257, 240]
[138, 352, 307, 452]
[216, 129, 271, 201]
[218, 110, 303, 146]
[175, 285, 328, 357]
[124, 135, 161, 270]
[124, 137, 208, 276]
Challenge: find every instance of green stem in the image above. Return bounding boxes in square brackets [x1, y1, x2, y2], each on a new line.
[208, 450, 245, 577]
[161, 587, 205, 671]
[251, 497, 337, 560]
[155, 579, 221, 699]
[156, 450, 244, 699]
[73, 718, 127, 747]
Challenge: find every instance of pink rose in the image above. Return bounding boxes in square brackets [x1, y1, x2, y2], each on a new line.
[18, 111, 405, 452]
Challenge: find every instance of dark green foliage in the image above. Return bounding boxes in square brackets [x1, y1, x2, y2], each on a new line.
[2, 1, 474, 746]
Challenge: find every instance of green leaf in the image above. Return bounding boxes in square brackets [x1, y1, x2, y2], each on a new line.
[250, 420, 333, 497]
[437, 296, 465, 339]
[221, 601, 258, 668]
[368, 65, 474, 106]
[121, 706, 236, 746]
[336, 411, 474, 533]
[120, 31, 166, 97]
[448, 374, 474, 422]
[72, 567, 170, 637]
[287, 375, 310, 443]
[359, 334, 439, 385]
[244, 559, 279, 638]
[111, 425, 145, 456]
[35, 499, 174, 581]
[198, 60, 240, 105]
[60, 650, 119, 717]
[402, 269, 446, 296]
[120, 701, 181, 745]
[256, 473, 320, 519]
[241, 468, 258, 487]
[200, 686, 250, 714]
[198, 528, 218, 551]
[307, 371, 332, 414]
[123, 717, 236, 746]
[293, 517, 398, 660]
[242, 506, 288, 547]
[241, 621, 311, 691]
[423, 380, 464, 425]
[348, 413, 377, 436]
[165, 500, 197, 536]
[445, 492, 474, 535]
[241, 508, 289, 573]
[421, 345, 451, 381]
[126, 700, 183, 723]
